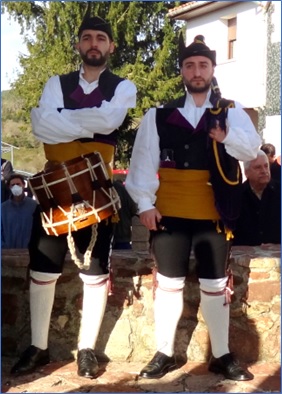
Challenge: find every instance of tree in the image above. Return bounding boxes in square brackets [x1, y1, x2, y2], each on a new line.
[2, 1, 184, 167]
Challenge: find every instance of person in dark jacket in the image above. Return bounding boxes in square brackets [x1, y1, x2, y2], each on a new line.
[1, 158, 14, 180]
[1, 158, 14, 202]
[233, 150, 281, 246]
[260, 143, 281, 183]
[1, 173, 37, 248]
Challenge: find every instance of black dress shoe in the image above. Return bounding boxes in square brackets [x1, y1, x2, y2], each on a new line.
[139, 351, 177, 379]
[10, 345, 50, 375]
[77, 348, 99, 379]
[208, 353, 254, 381]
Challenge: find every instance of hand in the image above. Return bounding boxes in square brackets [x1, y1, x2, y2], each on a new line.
[139, 208, 162, 231]
[209, 120, 227, 143]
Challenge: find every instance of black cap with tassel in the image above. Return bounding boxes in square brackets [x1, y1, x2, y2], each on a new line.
[179, 33, 216, 67]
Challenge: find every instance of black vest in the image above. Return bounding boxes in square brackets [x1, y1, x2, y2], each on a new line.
[59, 69, 124, 146]
[156, 93, 242, 230]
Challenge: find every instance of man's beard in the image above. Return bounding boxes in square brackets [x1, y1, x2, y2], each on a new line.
[80, 49, 109, 67]
[184, 78, 212, 94]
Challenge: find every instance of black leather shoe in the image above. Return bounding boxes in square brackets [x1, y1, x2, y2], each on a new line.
[10, 345, 50, 375]
[77, 348, 99, 379]
[208, 353, 254, 381]
[139, 351, 177, 379]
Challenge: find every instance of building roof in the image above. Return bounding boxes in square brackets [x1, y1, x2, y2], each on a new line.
[168, 1, 267, 21]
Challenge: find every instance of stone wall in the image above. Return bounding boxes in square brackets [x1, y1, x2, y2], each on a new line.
[131, 216, 149, 251]
[1, 243, 280, 365]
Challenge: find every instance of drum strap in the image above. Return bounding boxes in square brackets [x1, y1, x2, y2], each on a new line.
[67, 224, 98, 270]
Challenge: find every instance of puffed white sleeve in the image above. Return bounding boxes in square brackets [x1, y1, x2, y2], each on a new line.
[31, 75, 94, 144]
[31, 76, 137, 144]
[125, 109, 160, 214]
[223, 103, 262, 161]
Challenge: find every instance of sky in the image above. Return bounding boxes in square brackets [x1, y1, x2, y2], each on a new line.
[1, 12, 27, 91]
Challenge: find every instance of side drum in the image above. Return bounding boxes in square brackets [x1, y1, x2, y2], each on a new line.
[28, 152, 121, 236]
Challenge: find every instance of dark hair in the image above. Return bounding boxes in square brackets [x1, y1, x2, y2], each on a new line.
[260, 143, 276, 157]
[7, 173, 25, 186]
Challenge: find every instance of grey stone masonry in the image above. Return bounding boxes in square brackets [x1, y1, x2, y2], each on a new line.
[1, 243, 280, 365]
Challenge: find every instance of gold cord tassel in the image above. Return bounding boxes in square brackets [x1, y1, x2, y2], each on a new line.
[215, 220, 222, 234]
[224, 227, 234, 241]
[214, 221, 234, 240]
[111, 212, 120, 223]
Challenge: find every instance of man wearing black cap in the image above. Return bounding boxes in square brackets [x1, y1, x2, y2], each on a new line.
[126, 35, 261, 381]
[10, 16, 136, 379]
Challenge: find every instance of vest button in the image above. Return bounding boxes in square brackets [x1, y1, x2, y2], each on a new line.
[184, 144, 189, 149]
[184, 162, 189, 167]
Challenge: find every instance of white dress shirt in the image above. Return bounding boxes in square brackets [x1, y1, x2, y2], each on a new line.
[125, 90, 262, 214]
[31, 66, 137, 144]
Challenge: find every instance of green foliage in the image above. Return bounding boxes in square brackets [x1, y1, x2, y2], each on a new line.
[2, 90, 24, 122]
[2, 1, 185, 167]
[2, 146, 46, 174]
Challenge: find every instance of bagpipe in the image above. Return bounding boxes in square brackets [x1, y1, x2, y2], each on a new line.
[206, 77, 242, 233]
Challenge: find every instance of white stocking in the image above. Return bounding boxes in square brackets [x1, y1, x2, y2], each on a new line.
[78, 273, 109, 350]
[30, 270, 60, 350]
[154, 273, 185, 357]
[199, 277, 230, 358]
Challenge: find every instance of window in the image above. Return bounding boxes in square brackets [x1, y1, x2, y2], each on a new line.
[228, 17, 237, 59]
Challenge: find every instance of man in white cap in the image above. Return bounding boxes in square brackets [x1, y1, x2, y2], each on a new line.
[126, 34, 261, 381]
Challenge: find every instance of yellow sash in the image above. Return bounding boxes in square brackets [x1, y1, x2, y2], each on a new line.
[43, 141, 114, 177]
[156, 168, 220, 220]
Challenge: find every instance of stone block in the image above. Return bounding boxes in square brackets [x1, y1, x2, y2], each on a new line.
[248, 281, 280, 302]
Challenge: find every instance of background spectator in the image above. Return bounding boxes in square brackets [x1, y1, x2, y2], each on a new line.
[1, 158, 14, 202]
[113, 179, 138, 249]
[260, 143, 281, 183]
[1, 173, 38, 248]
[1, 157, 14, 181]
[233, 150, 281, 246]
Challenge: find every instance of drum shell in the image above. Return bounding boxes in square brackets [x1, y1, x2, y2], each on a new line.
[29, 153, 120, 236]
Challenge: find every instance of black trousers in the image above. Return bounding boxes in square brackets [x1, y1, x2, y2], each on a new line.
[28, 205, 113, 275]
[150, 217, 231, 279]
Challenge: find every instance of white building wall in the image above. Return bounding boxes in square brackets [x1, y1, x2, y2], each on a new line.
[264, 1, 281, 156]
[184, 2, 267, 107]
[271, 0, 281, 44]
[263, 116, 281, 157]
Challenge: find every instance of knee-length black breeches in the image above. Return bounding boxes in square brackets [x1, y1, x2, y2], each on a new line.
[150, 217, 231, 279]
[28, 205, 113, 275]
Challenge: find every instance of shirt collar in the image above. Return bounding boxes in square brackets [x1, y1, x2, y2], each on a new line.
[184, 89, 213, 109]
[79, 65, 107, 84]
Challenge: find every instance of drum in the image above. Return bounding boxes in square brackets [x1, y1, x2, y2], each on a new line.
[28, 152, 121, 236]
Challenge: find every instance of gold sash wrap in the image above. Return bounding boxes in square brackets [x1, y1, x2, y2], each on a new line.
[43, 141, 114, 177]
[156, 168, 220, 220]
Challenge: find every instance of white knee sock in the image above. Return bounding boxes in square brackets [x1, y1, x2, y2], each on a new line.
[154, 273, 185, 357]
[199, 277, 230, 358]
[78, 273, 109, 350]
[30, 270, 60, 350]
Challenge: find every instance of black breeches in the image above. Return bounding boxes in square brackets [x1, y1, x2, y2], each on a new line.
[29, 206, 113, 275]
[150, 217, 231, 279]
